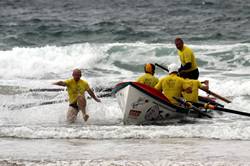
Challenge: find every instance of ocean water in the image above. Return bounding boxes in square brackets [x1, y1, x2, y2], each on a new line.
[1, 0, 250, 165]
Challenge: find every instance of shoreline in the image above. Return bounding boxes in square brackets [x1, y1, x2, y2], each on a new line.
[1, 138, 250, 165]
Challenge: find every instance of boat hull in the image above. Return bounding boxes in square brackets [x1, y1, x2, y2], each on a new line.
[113, 82, 190, 125]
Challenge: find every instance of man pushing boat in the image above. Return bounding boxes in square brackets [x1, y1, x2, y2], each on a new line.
[53, 68, 101, 123]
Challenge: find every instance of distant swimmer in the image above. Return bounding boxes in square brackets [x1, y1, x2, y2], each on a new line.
[53, 69, 101, 123]
[136, 63, 159, 87]
[175, 37, 199, 80]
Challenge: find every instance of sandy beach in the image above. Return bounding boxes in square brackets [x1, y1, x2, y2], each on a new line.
[1, 138, 250, 165]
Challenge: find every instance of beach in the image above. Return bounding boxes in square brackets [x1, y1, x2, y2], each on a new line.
[1, 0, 250, 165]
[1, 138, 250, 165]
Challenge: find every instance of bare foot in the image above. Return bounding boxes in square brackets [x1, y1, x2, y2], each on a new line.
[83, 114, 89, 122]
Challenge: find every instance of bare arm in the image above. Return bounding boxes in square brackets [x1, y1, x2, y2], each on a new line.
[200, 80, 209, 91]
[53, 81, 66, 87]
[201, 80, 209, 85]
[200, 85, 208, 91]
[87, 88, 101, 102]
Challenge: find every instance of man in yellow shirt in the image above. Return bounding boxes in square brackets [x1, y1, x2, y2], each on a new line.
[53, 69, 101, 123]
[182, 76, 209, 103]
[154, 63, 185, 104]
[175, 37, 199, 80]
[136, 63, 159, 87]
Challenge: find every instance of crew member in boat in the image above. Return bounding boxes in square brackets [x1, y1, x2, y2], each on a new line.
[154, 63, 186, 104]
[175, 37, 199, 80]
[53, 68, 101, 123]
[181, 72, 209, 103]
[136, 63, 159, 87]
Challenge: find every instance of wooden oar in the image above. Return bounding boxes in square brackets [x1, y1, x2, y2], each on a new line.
[173, 97, 212, 118]
[194, 103, 250, 117]
[202, 89, 231, 103]
[198, 96, 224, 107]
[4, 92, 112, 110]
[4, 99, 67, 110]
[212, 106, 250, 117]
[29, 87, 112, 93]
[94, 87, 113, 93]
[29, 88, 65, 92]
[155, 63, 169, 72]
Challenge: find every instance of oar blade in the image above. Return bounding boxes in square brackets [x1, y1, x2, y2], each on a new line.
[155, 63, 169, 72]
[214, 106, 250, 117]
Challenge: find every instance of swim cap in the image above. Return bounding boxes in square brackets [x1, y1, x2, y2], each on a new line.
[144, 63, 155, 74]
[168, 63, 179, 73]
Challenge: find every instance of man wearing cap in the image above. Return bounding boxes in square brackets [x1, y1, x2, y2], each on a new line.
[53, 68, 101, 123]
[136, 63, 159, 87]
[175, 37, 199, 80]
[155, 63, 186, 104]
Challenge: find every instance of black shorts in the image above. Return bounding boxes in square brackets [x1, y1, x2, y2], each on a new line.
[180, 68, 199, 80]
[69, 102, 79, 110]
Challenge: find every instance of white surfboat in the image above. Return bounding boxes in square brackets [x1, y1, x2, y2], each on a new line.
[113, 82, 199, 125]
[113, 81, 250, 125]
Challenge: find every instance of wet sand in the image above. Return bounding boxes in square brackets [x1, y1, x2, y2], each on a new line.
[1, 138, 250, 165]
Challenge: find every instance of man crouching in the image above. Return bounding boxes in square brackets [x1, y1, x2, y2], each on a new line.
[53, 68, 101, 123]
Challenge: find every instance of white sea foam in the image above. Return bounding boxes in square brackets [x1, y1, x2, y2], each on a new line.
[0, 43, 249, 79]
[0, 42, 250, 141]
[1, 120, 250, 140]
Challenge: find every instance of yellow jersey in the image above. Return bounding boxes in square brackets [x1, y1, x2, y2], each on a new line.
[136, 73, 159, 87]
[182, 79, 202, 103]
[154, 74, 185, 104]
[64, 78, 90, 104]
[178, 45, 198, 72]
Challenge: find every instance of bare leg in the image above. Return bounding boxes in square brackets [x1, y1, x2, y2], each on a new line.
[67, 107, 78, 123]
[77, 95, 89, 122]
